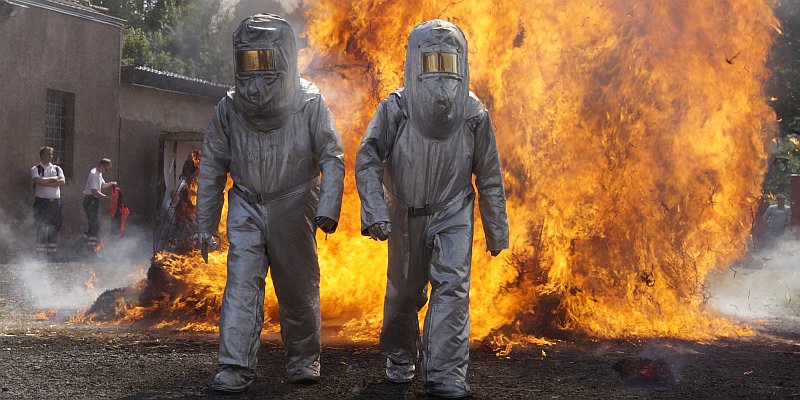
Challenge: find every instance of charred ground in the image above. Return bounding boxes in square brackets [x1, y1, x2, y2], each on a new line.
[1, 262, 798, 400]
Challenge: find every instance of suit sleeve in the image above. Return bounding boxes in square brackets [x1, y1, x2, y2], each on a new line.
[355, 99, 395, 236]
[472, 111, 510, 251]
[196, 99, 231, 235]
[308, 95, 345, 221]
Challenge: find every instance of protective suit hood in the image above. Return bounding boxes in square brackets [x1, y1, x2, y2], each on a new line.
[232, 14, 301, 132]
[403, 19, 470, 140]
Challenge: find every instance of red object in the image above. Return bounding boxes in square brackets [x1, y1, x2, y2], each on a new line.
[108, 185, 130, 237]
[612, 357, 674, 386]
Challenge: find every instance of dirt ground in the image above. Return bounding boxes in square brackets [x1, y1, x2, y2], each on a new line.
[1, 261, 799, 400]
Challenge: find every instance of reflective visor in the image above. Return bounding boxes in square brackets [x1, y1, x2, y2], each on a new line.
[422, 52, 459, 74]
[236, 49, 275, 73]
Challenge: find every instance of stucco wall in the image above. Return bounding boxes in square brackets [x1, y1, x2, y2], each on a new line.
[0, 4, 121, 260]
[118, 83, 220, 231]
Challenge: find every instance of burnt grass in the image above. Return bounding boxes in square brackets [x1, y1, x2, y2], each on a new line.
[1, 262, 800, 399]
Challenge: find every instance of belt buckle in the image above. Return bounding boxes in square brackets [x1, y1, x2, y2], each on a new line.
[235, 186, 260, 204]
[408, 204, 429, 218]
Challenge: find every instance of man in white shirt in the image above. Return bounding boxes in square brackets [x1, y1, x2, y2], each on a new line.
[82, 158, 117, 249]
[31, 146, 65, 259]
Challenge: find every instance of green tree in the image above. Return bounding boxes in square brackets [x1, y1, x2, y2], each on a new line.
[762, 136, 800, 197]
[768, 1, 800, 125]
[95, 0, 305, 84]
[96, 0, 234, 83]
[765, 0, 800, 197]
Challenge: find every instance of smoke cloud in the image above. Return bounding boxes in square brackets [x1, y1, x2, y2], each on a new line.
[3, 215, 150, 313]
[0, 198, 36, 262]
[708, 238, 800, 320]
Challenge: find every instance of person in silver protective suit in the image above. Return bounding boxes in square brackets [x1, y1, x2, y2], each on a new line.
[355, 19, 509, 399]
[195, 14, 345, 393]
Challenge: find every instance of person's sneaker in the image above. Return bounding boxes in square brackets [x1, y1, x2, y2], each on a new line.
[287, 364, 321, 384]
[424, 380, 472, 398]
[385, 357, 415, 383]
[209, 365, 254, 393]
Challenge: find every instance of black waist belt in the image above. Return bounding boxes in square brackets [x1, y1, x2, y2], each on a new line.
[231, 177, 318, 205]
[407, 187, 473, 218]
[408, 203, 448, 218]
[35, 197, 60, 203]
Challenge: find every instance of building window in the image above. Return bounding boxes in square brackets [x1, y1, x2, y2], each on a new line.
[45, 90, 75, 177]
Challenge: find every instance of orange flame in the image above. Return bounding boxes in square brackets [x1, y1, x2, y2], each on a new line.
[92, 0, 779, 343]
[84, 269, 97, 292]
[34, 309, 58, 321]
[299, 0, 777, 340]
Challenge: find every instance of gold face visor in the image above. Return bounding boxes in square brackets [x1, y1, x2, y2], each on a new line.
[421, 52, 459, 74]
[236, 49, 276, 73]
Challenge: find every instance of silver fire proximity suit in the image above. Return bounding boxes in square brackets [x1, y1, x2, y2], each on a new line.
[355, 20, 509, 398]
[196, 14, 344, 391]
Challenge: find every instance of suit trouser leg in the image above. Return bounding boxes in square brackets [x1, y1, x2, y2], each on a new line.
[218, 193, 269, 369]
[380, 209, 430, 365]
[421, 200, 474, 387]
[265, 189, 322, 374]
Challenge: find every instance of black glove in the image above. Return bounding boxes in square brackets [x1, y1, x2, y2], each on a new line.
[315, 216, 338, 234]
[197, 232, 218, 263]
[367, 221, 391, 241]
[490, 249, 502, 257]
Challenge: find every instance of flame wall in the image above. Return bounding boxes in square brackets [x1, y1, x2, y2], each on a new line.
[300, 0, 778, 340]
[105, 0, 779, 342]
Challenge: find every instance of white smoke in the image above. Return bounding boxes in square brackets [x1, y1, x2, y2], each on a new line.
[4, 218, 150, 312]
[223, 0, 301, 12]
[17, 259, 103, 310]
[707, 237, 800, 320]
[0, 198, 35, 262]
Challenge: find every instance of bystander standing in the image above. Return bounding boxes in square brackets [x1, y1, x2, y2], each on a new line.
[31, 146, 65, 260]
[81, 158, 117, 252]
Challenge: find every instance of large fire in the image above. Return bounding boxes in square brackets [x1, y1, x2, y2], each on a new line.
[85, 0, 779, 343]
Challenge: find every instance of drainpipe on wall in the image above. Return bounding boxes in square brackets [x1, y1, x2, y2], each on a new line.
[117, 117, 121, 187]
[791, 174, 800, 227]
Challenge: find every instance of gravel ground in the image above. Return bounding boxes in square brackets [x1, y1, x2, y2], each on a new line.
[1, 261, 800, 400]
